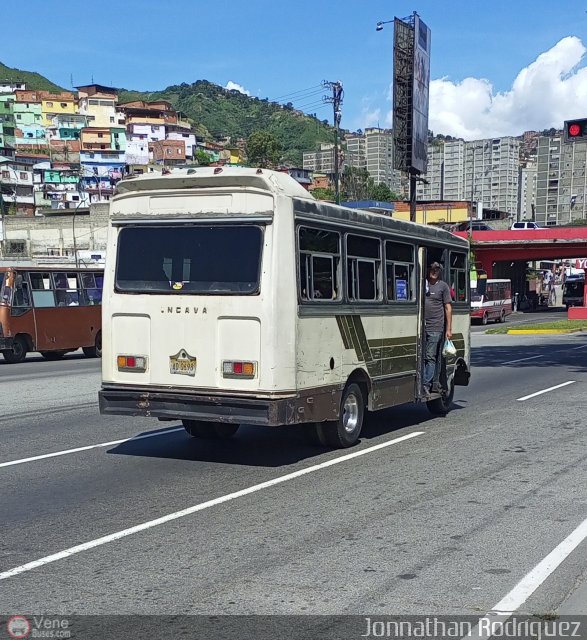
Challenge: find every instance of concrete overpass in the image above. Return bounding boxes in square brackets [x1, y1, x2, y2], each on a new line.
[453, 227, 587, 318]
[453, 227, 587, 277]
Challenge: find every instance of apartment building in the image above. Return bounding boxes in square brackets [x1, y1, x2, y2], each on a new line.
[464, 137, 520, 213]
[416, 143, 444, 199]
[41, 91, 77, 127]
[364, 128, 402, 192]
[336, 128, 402, 193]
[418, 137, 520, 213]
[0, 156, 35, 216]
[535, 135, 587, 226]
[303, 143, 335, 174]
[345, 133, 366, 170]
[77, 84, 121, 128]
[518, 162, 537, 220]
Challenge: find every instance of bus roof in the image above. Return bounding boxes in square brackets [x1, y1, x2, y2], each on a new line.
[114, 167, 315, 200]
[294, 197, 469, 248]
[113, 167, 468, 248]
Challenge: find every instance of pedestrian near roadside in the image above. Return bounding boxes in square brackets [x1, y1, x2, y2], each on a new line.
[423, 262, 452, 397]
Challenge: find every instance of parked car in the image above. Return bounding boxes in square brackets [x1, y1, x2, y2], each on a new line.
[510, 221, 541, 230]
[454, 221, 493, 232]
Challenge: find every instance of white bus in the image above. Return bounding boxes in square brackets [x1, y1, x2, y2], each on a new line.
[99, 168, 471, 447]
[470, 278, 513, 325]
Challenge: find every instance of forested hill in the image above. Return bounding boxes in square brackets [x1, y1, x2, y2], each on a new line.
[119, 80, 334, 166]
[0, 62, 63, 92]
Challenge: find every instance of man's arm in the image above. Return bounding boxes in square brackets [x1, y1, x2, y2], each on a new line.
[445, 302, 452, 339]
[443, 283, 453, 339]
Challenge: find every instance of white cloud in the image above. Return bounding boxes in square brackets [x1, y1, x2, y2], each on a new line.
[359, 107, 382, 129]
[225, 81, 250, 96]
[385, 36, 587, 140]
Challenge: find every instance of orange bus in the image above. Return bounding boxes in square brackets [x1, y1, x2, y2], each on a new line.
[0, 266, 103, 363]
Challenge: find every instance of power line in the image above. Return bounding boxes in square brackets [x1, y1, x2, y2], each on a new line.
[295, 99, 328, 111]
[271, 84, 324, 102]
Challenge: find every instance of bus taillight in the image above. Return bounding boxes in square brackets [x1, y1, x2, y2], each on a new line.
[117, 354, 147, 372]
[222, 360, 256, 378]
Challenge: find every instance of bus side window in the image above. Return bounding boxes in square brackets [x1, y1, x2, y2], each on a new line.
[385, 241, 414, 302]
[12, 273, 31, 309]
[80, 272, 102, 305]
[298, 226, 341, 302]
[347, 234, 381, 302]
[449, 252, 468, 302]
[53, 272, 78, 306]
[30, 272, 56, 308]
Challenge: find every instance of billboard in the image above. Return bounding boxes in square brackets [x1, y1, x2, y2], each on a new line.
[392, 14, 431, 175]
[411, 15, 431, 174]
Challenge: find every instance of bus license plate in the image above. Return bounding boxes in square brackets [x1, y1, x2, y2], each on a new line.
[169, 350, 197, 377]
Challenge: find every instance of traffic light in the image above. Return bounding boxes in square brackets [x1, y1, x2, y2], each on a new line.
[564, 118, 587, 142]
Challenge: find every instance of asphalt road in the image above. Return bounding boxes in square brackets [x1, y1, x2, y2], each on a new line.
[470, 306, 568, 333]
[0, 332, 586, 627]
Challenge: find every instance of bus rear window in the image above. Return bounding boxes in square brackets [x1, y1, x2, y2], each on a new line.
[115, 225, 263, 294]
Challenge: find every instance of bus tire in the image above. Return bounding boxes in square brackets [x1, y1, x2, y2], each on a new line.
[40, 350, 67, 360]
[2, 336, 28, 364]
[427, 378, 455, 416]
[182, 420, 239, 439]
[83, 331, 102, 358]
[482, 312, 488, 325]
[315, 382, 364, 448]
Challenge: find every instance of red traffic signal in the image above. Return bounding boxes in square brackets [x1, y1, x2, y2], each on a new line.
[564, 118, 587, 141]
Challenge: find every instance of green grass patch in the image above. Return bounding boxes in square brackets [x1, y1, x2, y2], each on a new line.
[486, 320, 587, 334]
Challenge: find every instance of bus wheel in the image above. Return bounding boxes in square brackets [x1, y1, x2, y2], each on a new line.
[2, 336, 28, 364]
[316, 382, 364, 448]
[427, 378, 455, 416]
[482, 312, 488, 326]
[182, 420, 239, 439]
[40, 350, 66, 361]
[83, 331, 102, 358]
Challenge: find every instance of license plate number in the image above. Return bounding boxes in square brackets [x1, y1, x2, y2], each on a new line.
[170, 357, 196, 377]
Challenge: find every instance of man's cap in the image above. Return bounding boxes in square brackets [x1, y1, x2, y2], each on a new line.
[428, 262, 442, 271]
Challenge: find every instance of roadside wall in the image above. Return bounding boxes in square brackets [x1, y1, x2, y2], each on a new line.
[1, 203, 109, 258]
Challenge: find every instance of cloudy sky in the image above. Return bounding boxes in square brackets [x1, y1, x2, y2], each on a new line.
[2, 0, 587, 141]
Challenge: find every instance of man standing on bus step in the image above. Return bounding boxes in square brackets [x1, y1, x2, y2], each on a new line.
[423, 262, 452, 397]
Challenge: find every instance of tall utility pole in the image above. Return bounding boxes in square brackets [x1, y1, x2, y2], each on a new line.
[323, 80, 343, 204]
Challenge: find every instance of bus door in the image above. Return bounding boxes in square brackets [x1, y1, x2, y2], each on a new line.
[417, 247, 448, 396]
[10, 271, 36, 345]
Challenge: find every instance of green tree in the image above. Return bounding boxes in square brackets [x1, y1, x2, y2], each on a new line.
[245, 130, 282, 168]
[369, 182, 401, 202]
[311, 188, 335, 202]
[195, 149, 211, 166]
[341, 167, 375, 201]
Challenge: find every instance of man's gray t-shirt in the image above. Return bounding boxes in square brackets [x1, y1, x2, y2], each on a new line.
[425, 280, 451, 331]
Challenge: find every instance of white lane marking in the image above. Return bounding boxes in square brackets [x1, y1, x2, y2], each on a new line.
[0, 427, 185, 469]
[572, 344, 587, 350]
[517, 380, 575, 402]
[0, 431, 424, 581]
[465, 516, 587, 638]
[501, 355, 541, 365]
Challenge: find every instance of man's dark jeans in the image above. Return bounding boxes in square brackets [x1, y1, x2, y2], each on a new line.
[424, 330, 443, 389]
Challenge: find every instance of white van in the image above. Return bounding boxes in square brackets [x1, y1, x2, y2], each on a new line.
[510, 221, 541, 230]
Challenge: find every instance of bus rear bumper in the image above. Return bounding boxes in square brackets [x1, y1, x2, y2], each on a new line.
[98, 385, 340, 426]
